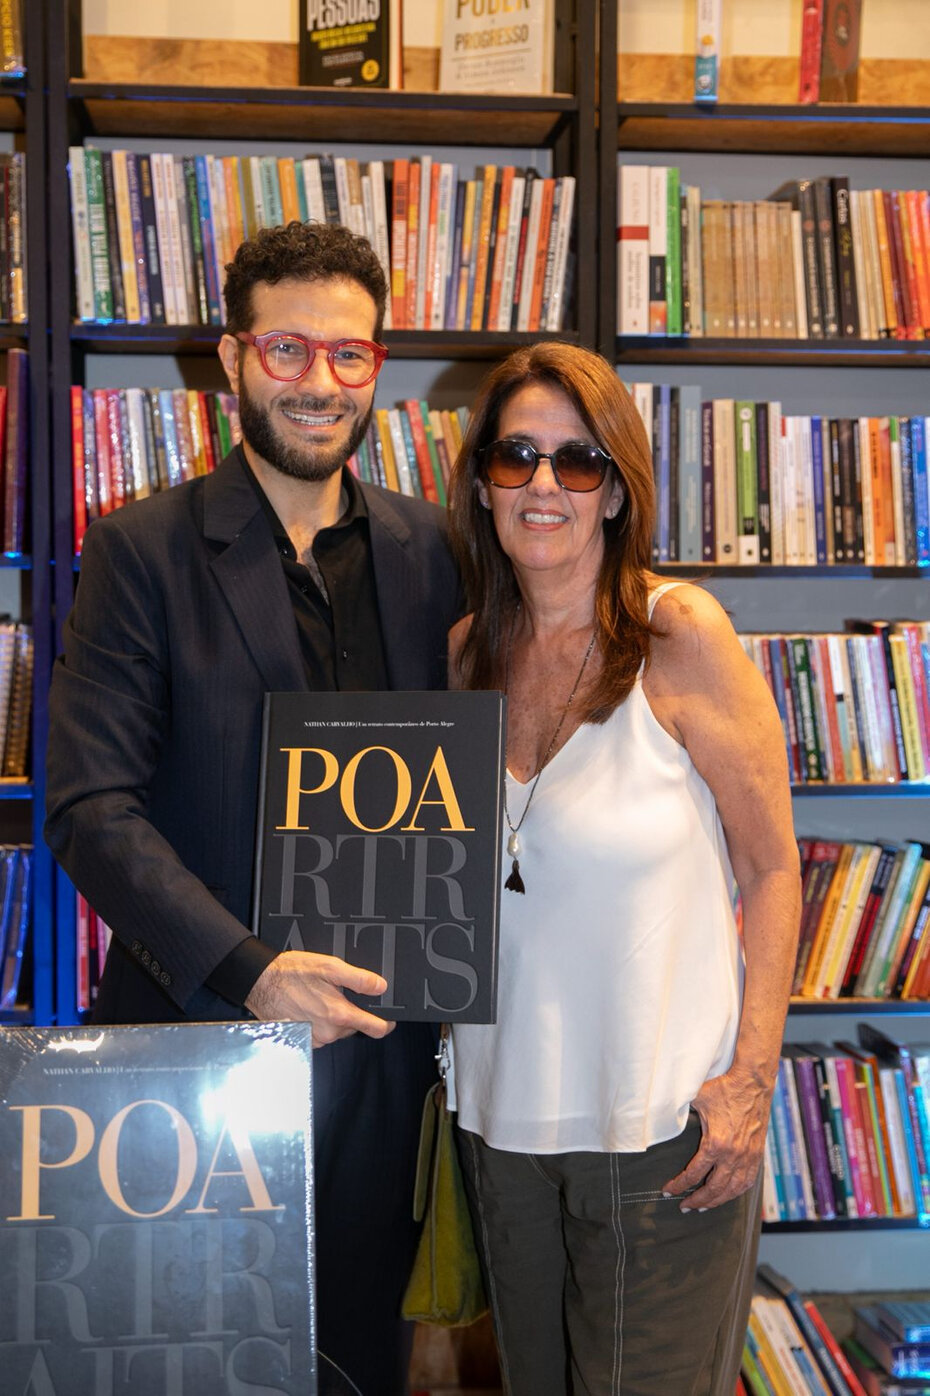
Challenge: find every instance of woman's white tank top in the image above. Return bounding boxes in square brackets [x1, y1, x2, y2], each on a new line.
[450, 584, 743, 1154]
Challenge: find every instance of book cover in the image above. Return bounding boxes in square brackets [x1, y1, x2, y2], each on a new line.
[617, 165, 649, 337]
[820, 0, 862, 103]
[0, 1021, 317, 1394]
[299, 0, 401, 89]
[253, 690, 505, 1023]
[694, 0, 721, 103]
[439, 0, 553, 95]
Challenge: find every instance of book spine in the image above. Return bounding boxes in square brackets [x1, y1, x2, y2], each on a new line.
[99, 152, 126, 322]
[831, 176, 859, 337]
[617, 164, 649, 336]
[83, 148, 114, 322]
[798, 0, 825, 103]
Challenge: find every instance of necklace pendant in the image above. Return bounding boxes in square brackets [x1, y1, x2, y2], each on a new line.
[507, 830, 521, 859]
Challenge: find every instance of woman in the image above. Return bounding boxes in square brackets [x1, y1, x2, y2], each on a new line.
[447, 343, 800, 1396]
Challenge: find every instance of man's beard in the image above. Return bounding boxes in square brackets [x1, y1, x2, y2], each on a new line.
[238, 380, 372, 483]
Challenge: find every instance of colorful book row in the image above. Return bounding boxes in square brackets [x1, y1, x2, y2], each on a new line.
[348, 402, 470, 504]
[795, 837, 930, 1002]
[626, 386, 930, 568]
[75, 892, 112, 1015]
[744, 1266, 871, 1396]
[68, 148, 575, 335]
[763, 1025, 930, 1225]
[0, 347, 27, 556]
[388, 159, 574, 333]
[71, 387, 471, 545]
[618, 164, 930, 342]
[70, 387, 241, 552]
[739, 623, 930, 785]
[0, 843, 31, 1011]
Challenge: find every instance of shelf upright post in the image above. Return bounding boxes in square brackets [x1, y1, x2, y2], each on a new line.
[19, 0, 53, 1024]
[597, 0, 618, 360]
[46, 0, 87, 1024]
[555, 0, 596, 349]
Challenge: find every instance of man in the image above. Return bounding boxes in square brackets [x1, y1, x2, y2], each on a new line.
[45, 221, 460, 1395]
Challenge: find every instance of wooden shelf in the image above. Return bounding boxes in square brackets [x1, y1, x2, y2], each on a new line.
[655, 564, 929, 579]
[615, 103, 930, 157]
[0, 779, 32, 799]
[71, 324, 579, 360]
[789, 997, 930, 1014]
[763, 1216, 930, 1232]
[789, 783, 930, 798]
[68, 81, 578, 147]
[615, 337, 930, 368]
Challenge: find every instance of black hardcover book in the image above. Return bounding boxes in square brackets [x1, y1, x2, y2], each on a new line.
[0, 1021, 317, 1395]
[100, 152, 127, 323]
[830, 175, 860, 338]
[253, 689, 505, 1023]
[299, 0, 399, 89]
[667, 386, 680, 563]
[755, 401, 772, 564]
[812, 176, 840, 339]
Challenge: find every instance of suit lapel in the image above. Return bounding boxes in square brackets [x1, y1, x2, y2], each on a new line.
[363, 484, 432, 690]
[203, 452, 306, 693]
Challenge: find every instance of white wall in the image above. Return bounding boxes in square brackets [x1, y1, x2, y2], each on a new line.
[83, 0, 929, 57]
[82, 0, 442, 45]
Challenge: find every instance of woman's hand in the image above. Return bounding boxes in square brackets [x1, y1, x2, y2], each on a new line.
[661, 1066, 772, 1210]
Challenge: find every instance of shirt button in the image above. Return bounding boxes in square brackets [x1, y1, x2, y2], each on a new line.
[342, 649, 348, 660]
[300, 584, 309, 594]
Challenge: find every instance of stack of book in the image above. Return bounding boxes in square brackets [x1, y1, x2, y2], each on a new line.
[71, 386, 240, 552]
[349, 402, 469, 503]
[617, 165, 930, 342]
[739, 622, 930, 785]
[743, 1265, 870, 1394]
[794, 837, 930, 1003]
[845, 1302, 930, 1394]
[68, 148, 576, 335]
[626, 384, 930, 568]
[0, 842, 31, 1010]
[762, 1025, 930, 1224]
[75, 891, 112, 1014]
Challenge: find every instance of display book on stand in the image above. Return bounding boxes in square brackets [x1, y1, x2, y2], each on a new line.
[0, 1020, 317, 1395]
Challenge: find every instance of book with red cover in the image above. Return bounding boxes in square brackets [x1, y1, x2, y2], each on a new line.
[798, 0, 825, 103]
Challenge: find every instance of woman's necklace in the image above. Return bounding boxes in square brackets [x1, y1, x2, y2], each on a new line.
[502, 615, 597, 895]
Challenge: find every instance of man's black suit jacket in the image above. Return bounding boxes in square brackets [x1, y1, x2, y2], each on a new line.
[45, 448, 461, 1025]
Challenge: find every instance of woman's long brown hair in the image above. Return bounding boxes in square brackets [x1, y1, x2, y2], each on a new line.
[447, 342, 658, 723]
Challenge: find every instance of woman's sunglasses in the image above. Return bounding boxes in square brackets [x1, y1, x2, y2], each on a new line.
[477, 439, 614, 493]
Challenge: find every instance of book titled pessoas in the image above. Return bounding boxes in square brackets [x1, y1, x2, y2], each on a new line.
[0, 1021, 317, 1396]
[299, 0, 401, 89]
[253, 689, 505, 1023]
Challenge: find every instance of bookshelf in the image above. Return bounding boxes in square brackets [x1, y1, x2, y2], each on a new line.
[600, 0, 930, 1291]
[0, 0, 53, 1027]
[42, 0, 598, 1023]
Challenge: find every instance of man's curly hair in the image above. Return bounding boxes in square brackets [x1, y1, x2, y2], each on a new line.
[223, 221, 388, 337]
